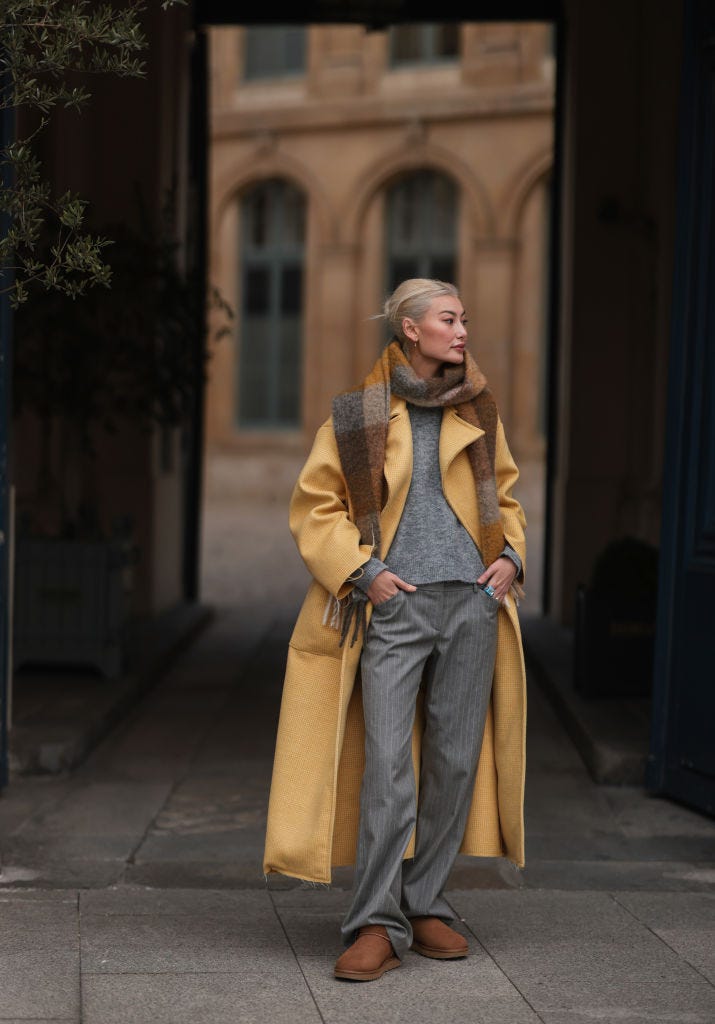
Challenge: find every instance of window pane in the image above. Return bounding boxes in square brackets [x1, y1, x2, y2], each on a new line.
[431, 175, 457, 242]
[435, 23, 459, 58]
[283, 27, 305, 71]
[389, 260, 419, 293]
[386, 170, 457, 303]
[245, 186, 268, 249]
[244, 26, 306, 80]
[391, 25, 422, 63]
[238, 180, 305, 428]
[239, 315, 272, 423]
[390, 24, 459, 66]
[281, 188, 306, 248]
[280, 266, 302, 315]
[245, 267, 269, 315]
[430, 257, 456, 284]
[277, 317, 302, 424]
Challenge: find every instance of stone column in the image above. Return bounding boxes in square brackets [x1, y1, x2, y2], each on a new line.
[309, 243, 360, 439]
[471, 238, 518, 424]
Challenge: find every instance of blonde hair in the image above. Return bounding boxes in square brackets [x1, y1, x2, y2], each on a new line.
[382, 278, 460, 342]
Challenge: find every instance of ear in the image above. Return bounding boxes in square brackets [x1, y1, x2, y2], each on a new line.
[402, 317, 418, 342]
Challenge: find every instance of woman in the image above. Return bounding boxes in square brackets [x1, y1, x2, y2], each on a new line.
[263, 278, 527, 982]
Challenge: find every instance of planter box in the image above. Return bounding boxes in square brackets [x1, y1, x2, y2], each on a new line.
[573, 583, 656, 698]
[13, 539, 129, 678]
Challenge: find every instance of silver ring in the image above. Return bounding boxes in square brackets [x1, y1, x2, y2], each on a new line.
[484, 584, 495, 597]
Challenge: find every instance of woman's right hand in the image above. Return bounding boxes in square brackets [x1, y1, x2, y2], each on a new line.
[367, 570, 417, 606]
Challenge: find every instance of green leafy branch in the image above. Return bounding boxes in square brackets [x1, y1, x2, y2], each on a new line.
[0, 0, 186, 306]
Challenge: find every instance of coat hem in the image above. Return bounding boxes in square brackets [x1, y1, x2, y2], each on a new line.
[263, 864, 333, 887]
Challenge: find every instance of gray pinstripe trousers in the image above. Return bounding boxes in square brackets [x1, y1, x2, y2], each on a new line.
[340, 581, 499, 960]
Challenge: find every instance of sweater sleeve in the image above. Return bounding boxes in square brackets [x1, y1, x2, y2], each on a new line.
[349, 557, 389, 594]
[499, 543, 522, 579]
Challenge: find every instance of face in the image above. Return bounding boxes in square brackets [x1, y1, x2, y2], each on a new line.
[402, 295, 468, 377]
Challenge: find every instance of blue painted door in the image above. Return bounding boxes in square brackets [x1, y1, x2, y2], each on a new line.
[647, 0, 715, 817]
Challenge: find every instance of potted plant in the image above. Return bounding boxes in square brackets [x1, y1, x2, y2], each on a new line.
[573, 535, 659, 697]
[11, 188, 233, 676]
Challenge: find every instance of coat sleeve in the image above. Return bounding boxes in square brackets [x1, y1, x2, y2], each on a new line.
[289, 416, 378, 601]
[496, 416, 527, 584]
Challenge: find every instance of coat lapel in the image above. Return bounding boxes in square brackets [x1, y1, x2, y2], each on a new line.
[440, 407, 485, 549]
[439, 406, 485, 479]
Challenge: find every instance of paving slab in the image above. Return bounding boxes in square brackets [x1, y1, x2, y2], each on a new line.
[0, 899, 79, 1018]
[448, 890, 715, 1022]
[80, 885, 271, 916]
[129, 830, 266, 864]
[0, 888, 77, 903]
[298, 949, 541, 1024]
[517, 859, 715, 891]
[123, 859, 268, 889]
[0, 855, 124, 889]
[599, 787, 715, 838]
[275, 906, 349, 957]
[80, 909, 288, 973]
[525, 770, 624, 830]
[520, 614, 652, 784]
[0, 949, 79, 1015]
[613, 892, 715, 984]
[2, 589, 715, 1024]
[5, 833, 148, 862]
[443, 855, 523, 890]
[10, 603, 214, 775]
[85, 705, 223, 780]
[0, 897, 78, 951]
[269, 887, 355, 911]
[15, 781, 172, 838]
[524, 831, 636, 861]
[82, 964, 322, 1024]
[523, 689, 587, 775]
[539, 1015, 712, 1023]
[147, 772, 269, 835]
[524, 833, 715, 863]
[0, 778, 76, 835]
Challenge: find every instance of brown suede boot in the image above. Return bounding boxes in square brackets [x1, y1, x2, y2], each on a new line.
[409, 916, 469, 959]
[334, 925, 401, 981]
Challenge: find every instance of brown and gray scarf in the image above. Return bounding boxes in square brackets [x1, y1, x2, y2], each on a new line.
[330, 338, 521, 646]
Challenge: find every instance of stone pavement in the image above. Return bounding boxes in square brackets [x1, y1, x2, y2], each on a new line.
[0, 455, 714, 1023]
[1, 603, 714, 1023]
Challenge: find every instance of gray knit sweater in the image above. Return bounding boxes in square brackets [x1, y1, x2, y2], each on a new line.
[351, 403, 522, 593]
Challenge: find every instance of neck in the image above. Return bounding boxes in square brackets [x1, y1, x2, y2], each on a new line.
[409, 350, 443, 380]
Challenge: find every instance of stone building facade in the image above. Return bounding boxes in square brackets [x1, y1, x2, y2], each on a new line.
[207, 22, 554, 455]
[206, 22, 555, 611]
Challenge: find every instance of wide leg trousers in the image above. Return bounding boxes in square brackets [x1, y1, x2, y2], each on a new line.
[340, 581, 499, 960]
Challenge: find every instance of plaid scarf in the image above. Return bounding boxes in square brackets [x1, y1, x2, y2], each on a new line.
[330, 338, 519, 646]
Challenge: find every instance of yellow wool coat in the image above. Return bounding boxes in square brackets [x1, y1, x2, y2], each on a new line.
[263, 394, 527, 883]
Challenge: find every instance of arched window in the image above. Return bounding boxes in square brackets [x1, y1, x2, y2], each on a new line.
[385, 170, 458, 294]
[238, 179, 305, 429]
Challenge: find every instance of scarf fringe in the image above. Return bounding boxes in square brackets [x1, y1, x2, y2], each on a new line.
[322, 592, 344, 631]
[323, 591, 369, 648]
[339, 592, 367, 648]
